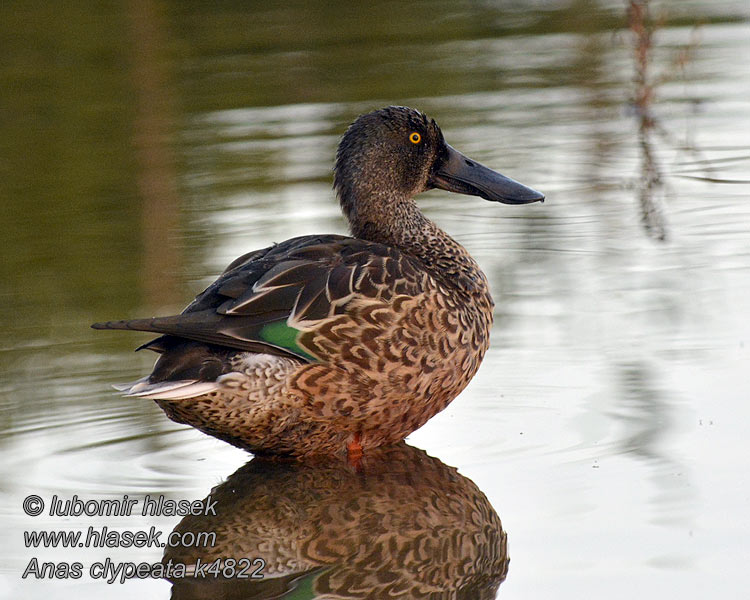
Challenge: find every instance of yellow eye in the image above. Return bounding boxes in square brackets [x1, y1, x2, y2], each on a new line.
[409, 132, 421, 144]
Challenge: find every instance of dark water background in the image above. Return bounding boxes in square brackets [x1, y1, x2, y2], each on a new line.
[2, 1, 749, 598]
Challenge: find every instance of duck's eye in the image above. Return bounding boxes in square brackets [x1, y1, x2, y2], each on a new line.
[409, 132, 421, 144]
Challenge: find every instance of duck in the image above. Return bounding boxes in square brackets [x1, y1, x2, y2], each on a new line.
[92, 106, 544, 458]
[163, 443, 508, 598]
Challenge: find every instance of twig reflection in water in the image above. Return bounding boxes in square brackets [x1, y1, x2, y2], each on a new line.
[627, 0, 702, 242]
[162, 443, 507, 599]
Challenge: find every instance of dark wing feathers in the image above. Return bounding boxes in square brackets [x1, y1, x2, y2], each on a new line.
[95, 311, 284, 355]
[223, 281, 301, 316]
[326, 264, 356, 302]
[92, 234, 426, 361]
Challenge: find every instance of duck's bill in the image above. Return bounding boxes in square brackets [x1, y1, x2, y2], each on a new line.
[430, 144, 544, 204]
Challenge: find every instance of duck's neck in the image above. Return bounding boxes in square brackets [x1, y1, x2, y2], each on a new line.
[344, 191, 490, 297]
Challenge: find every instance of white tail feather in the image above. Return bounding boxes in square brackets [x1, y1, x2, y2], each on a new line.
[116, 379, 220, 400]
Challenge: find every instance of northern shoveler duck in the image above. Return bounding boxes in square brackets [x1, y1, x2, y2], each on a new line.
[93, 106, 543, 458]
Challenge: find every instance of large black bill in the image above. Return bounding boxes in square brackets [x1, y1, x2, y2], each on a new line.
[430, 144, 545, 204]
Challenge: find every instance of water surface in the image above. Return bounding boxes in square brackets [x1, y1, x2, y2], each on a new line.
[2, 1, 749, 598]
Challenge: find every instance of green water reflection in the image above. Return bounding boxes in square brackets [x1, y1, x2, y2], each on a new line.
[4, 0, 745, 335]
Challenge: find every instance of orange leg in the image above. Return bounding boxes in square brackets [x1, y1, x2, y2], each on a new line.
[347, 432, 363, 458]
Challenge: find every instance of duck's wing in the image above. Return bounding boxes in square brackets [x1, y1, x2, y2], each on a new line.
[92, 234, 425, 363]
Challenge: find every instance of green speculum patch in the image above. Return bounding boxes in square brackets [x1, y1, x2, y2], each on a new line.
[259, 320, 317, 362]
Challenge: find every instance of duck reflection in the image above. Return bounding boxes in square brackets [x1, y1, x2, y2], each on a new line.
[163, 443, 507, 599]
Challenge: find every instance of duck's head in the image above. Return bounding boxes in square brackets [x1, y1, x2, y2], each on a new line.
[334, 106, 544, 227]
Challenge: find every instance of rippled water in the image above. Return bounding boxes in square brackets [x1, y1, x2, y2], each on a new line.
[2, 1, 749, 598]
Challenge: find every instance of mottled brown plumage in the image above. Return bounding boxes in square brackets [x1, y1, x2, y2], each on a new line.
[93, 106, 543, 457]
[163, 443, 508, 599]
